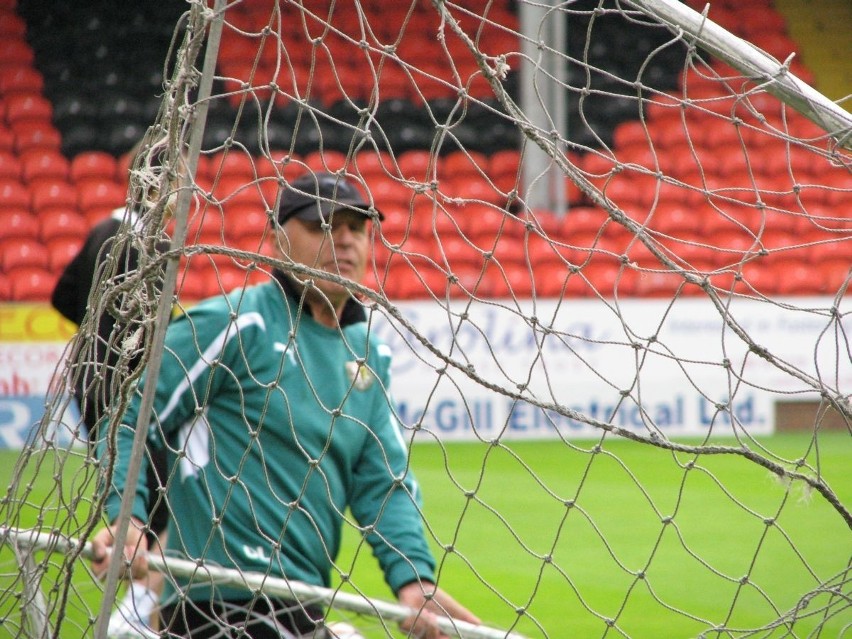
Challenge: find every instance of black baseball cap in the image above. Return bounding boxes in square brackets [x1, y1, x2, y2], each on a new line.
[276, 171, 382, 225]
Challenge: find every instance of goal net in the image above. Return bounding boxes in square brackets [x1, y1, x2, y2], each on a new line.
[1, 0, 850, 637]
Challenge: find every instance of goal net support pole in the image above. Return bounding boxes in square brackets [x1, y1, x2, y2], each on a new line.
[91, 1, 228, 637]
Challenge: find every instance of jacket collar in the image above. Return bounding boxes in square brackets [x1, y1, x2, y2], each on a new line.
[273, 269, 366, 327]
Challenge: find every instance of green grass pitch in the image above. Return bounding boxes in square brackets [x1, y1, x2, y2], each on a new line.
[1, 432, 849, 637]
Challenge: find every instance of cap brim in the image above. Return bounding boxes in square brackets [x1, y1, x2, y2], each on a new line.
[289, 200, 383, 222]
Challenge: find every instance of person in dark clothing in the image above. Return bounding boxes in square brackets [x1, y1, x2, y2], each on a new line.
[51, 141, 180, 639]
[52, 208, 165, 432]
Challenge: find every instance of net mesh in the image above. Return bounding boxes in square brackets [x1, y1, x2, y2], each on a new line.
[1, 0, 850, 637]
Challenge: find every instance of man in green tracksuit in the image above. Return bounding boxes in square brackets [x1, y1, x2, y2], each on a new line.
[92, 171, 479, 638]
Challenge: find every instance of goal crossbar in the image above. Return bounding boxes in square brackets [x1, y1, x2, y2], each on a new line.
[0, 527, 528, 639]
[624, 0, 852, 149]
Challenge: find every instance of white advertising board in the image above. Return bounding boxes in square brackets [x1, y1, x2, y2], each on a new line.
[369, 295, 850, 440]
[1, 297, 848, 447]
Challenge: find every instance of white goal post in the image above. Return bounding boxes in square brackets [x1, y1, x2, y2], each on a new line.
[624, 0, 851, 148]
[0, 527, 525, 639]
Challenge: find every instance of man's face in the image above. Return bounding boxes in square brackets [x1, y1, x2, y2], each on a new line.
[274, 208, 371, 304]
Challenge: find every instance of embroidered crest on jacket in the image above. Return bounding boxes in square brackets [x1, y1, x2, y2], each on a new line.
[345, 361, 374, 391]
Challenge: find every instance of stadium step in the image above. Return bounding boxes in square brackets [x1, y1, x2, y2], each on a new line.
[773, 0, 852, 101]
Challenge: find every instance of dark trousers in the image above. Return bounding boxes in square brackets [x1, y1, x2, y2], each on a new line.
[160, 597, 325, 638]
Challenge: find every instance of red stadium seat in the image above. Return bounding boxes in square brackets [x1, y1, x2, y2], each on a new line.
[581, 153, 615, 189]
[446, 262, 488, 299]
[646, 202, 701, 237]
[707, 229, 760, 268]
[737, 6, 787, 37]
[774, 260, 818, 296]
[253, 174, 280, 210]
[443, 174, 505, 207]
[261, 152, 305, 182]
[440, 150, 488, 180]
[388, 259, 445, 300]
[230, 239, 271, 276]
[0, 125, 14, 153]
[490, 260, 534, 299]
[410, 62, 456, 104]
[30, 180, 78, 214]
[352, 150, 393, 180]
[0, 238, 50, 272]
[377, 209, 412, 244]
[436, 235, 483, 271]
[0, 65, 44, 96]
[488, 149, 521, 188]
[700, 203, 761, 237]
[38, 209, 89, 243]
[209, 176, 266, 214]
[420, 203, 463, 240]
[803, 232, 851, 265]
[818, 259, 850, 295]
[571, 256, 637, 297]
[490, 234, 526, 267]
[381, 237, 435, 273]
[70, 151, 119, 184]
[559, 206, 609, 236]
[223, 204, 269, 244]
[1, 209, 39, 242]
[712, 145, 751, 179]
[217, 264, 263, 294]
[397, 150, 434, 181]
[210, 149, 258, 181]
[368, 176, 411, 215]
[526, 233, 564, 268]
[658, 232, 715, 267]
[466, 205, 520, 246]
[0, 11, 27, 38]
[303, 150, 348, 174]
[0, 272, 10, 301]
[4, 93, 53, 126]
[658, 144, 702, 183]
[77, 180, 127, 215]
[756, 230, 802, 266]
[46, 237, 84, 272]
[0, 39, 35, 66]
[823, 170, 852, 208]
[519, 208, 561, 240]
[743, 263, 783, 295]
[533, 260, 570, 297]
[116, 147, 138, 183]
[564, 175, 584, 206]
[186, 210, 226, 246]
[632, 268, 685, 298]
[83, 207, 125, 228]
[175, 268, 208, 301]
[0, 178, 30, 209]
[749, 32, 799, 62]
[0, 150, 22, 180]
[799, 203, 852, 234]
[613, 120, 649, 151]
[7, 266, 56, 301]
[21, 150, 71, 185]
[620, 237, 659, 268]
[13, 121, 62, 155]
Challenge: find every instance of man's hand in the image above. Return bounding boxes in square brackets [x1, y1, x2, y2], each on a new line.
[90, 518, 149, 581]
[397, 581, 481, 639]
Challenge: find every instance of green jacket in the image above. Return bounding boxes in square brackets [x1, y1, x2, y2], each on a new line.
[103, 278, 435, 601]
